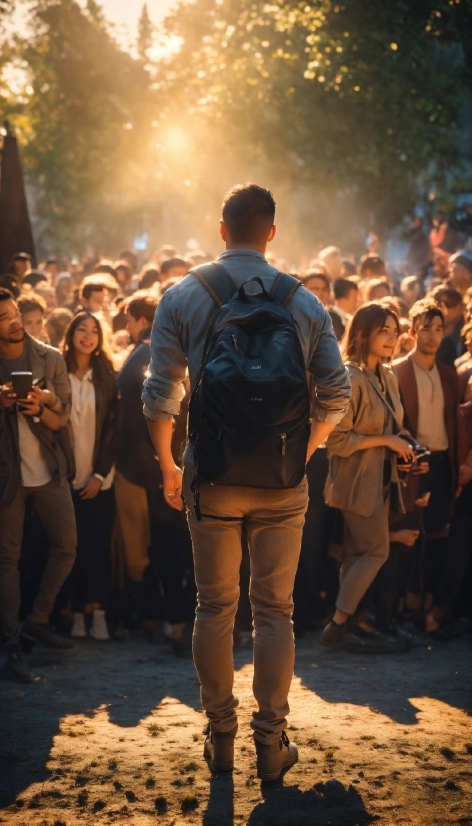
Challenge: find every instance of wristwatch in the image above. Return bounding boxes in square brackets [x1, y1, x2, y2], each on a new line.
[37, 403, 45, 418]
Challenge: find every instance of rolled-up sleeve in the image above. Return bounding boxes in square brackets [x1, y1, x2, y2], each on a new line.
[309, 310, 351, 425]
[142, 292, 188, 422]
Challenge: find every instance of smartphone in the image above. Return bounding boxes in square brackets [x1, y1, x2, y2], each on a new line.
[11, 372, 33, 399]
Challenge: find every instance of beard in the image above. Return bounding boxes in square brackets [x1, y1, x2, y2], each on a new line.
[0, 328, 25, 343]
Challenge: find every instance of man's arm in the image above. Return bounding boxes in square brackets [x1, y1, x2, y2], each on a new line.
[307, 309, 352, 443]
[142, 291, 188, 422]
[147, 419, 183, 511]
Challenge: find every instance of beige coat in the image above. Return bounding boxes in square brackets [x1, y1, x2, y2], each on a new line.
[324, 362, 407, 517]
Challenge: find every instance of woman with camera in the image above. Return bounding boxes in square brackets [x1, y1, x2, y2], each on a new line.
[322, 303, 415, 652]
[63, 312, 118, 641]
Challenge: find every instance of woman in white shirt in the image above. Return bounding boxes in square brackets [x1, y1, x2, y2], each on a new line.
[63, 312, 118, 640]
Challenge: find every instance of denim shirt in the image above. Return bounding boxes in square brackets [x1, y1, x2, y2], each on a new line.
[142, 249, 351, 426]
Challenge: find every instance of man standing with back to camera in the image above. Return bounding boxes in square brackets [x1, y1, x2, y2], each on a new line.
[143, 184, 351, 780]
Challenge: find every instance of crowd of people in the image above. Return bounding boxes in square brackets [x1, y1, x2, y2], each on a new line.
[1, 205, 472, 683]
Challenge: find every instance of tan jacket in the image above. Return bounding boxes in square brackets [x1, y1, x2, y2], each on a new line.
[324, 362, 406, 517]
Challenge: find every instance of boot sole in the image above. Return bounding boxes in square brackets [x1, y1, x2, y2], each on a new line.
[257, 753, 298, 782]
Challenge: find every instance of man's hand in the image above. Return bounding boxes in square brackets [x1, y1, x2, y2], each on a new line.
[389, 528, 420, 547]
[459, 463, 472, 486]
[0, 382, 17, 410]
[79, 476, 103, 499]
[163, 465, 184, 511]
[146, 418, 184, 511]
[412, 461, 429, 475]
[37, 387, 56, 407]
[17, 385, 42, 417]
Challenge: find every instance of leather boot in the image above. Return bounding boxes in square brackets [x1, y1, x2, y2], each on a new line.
[204, 724, 238, 771]
[255, 731, 298, 782]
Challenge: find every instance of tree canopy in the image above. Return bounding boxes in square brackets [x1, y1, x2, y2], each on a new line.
[1, 0, 471, 256]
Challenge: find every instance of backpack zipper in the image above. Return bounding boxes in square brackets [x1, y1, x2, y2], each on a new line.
[281, 433, 286, 456]
[231, 334, 239, 352]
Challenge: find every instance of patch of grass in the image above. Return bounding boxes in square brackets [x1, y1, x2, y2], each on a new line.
[171, 721, 189, 727]
[360, 735, 375, 741]
[465, 743, 472, 755]
[108, 759, 117, 771]
[147, 723, 164, 737]
[193, 734, 200, 742]
[183, 761, 198, 773]
[90, 761, 98, 768]
[324, 750, 336, 763]
[145, 778, 155, 788]
[154, 795, 167, 813]
[77, 790, 88, 808]
[440, 747, 456, 761]
[180, 792, 199, 812]
[125, 790, 137, 802]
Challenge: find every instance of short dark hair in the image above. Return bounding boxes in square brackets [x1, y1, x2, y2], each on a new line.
[160, 257, 190, 276]
[359, 254, 386, 276]
[222, 183, 275, 244]
[449, 251, 472, 275]
[0, 275, 19, 298]
[22, 270, 47, 288]
[81, 282, 104, 300]
[126, 294, 158, 325]
[342, 258, 357, 276]
[409, 298, 444, 327]
[431, 285, 463, 308]
[334, 278, 358, 300]
[17, 294, 46, 316]
[301, 271, 331, 290]
[345, 303, 400, 366]
[0, 287, 14, 303]
[139, 267, 160, 290]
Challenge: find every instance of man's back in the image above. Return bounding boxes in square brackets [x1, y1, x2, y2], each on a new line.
[143, 248, 350, 429]
[142, 183, 351, 782]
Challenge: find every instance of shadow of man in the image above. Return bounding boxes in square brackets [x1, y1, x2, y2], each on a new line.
[247, 777, 375, 826]
[202, 771, 234, 826]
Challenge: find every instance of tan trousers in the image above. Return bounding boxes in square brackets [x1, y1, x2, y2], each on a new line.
[183, 472, 308, 745]
[336, 496, 390, 616]
[113, 471, 150, 583]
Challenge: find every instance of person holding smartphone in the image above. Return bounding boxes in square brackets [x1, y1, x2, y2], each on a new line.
[0, 287, 77, 683]
[62, 312, 117, 641]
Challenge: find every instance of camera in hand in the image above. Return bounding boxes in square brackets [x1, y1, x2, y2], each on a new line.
[397, 442, 430, 471]
[11, 372, 33, 399]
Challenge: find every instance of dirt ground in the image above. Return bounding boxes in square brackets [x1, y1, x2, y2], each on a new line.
[1, 632, 471, 826]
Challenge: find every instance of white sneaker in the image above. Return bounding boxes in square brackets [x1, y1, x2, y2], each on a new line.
[90, 609, 110, 641]
[71, 612, 87, 638]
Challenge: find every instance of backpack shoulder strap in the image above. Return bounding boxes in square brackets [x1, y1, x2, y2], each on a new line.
[188, 262, 236, 308]
[270, 271, 302, 307]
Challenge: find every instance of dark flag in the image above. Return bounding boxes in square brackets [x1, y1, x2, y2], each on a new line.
[0, 122, 36, 272]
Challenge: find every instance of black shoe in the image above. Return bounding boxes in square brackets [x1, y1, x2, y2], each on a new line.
[344, 625, 391, 653]
[5, 646, 34, 683]
[320, 620, 347, 647]
[21, 619, 74, 651]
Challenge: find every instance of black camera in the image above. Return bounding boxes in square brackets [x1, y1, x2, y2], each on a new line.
[397, 442, 430, 471]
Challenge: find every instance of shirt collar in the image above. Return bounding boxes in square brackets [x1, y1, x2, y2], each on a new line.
[218, 249, 267, 263]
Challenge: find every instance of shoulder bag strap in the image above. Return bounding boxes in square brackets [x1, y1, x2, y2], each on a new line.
[188, 261, 236, 308]
[270, 271, 302, 306]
